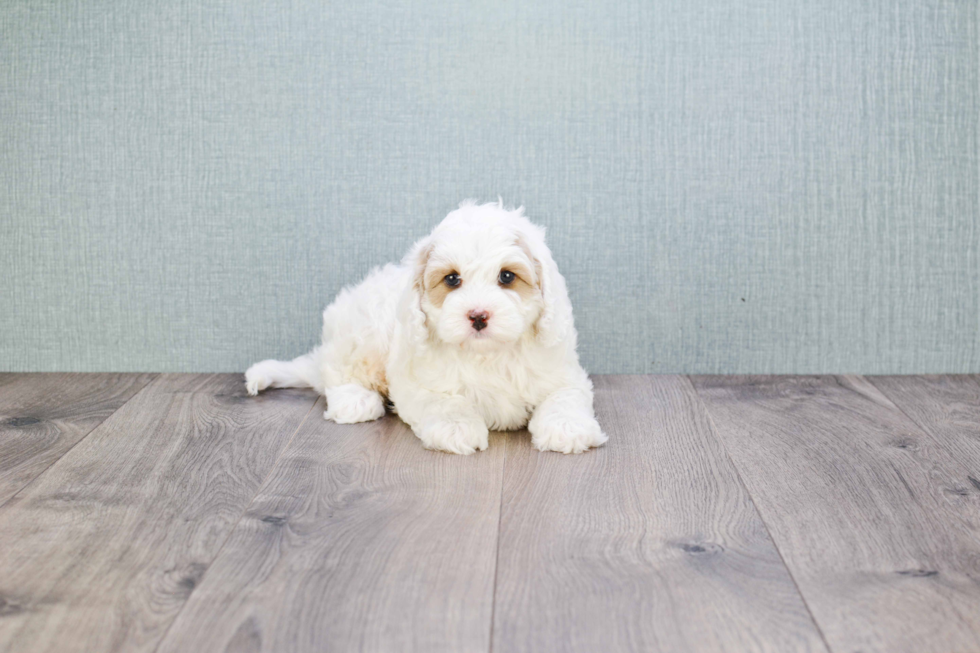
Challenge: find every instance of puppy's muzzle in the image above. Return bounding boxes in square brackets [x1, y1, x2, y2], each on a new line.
[467, 310, 490, 332]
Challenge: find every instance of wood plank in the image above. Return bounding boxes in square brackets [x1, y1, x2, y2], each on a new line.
[691, 375, 980, 653]
[869, 375, 980, 479]
[0, 373, 155, 507]
[491, 375, 828, 653]
[0, 374, 318, 653]
[156, 400, 506, 653]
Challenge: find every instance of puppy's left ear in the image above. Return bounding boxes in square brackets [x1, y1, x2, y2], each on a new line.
[398, 236, 433, 346]
[521, 224, 574, 348]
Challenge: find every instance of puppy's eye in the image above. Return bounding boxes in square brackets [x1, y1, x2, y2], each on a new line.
[444, 273, 461, 288]
[498, 270, 516, 285]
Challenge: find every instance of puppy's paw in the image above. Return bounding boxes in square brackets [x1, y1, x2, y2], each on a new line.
[244, 362, 274, 396]
[415, 416, 489, 455]
[529, 412, 607, 454]
[324, 384, 386, 424]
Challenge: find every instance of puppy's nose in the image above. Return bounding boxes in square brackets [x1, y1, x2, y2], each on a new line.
[467, 310, 490, 331]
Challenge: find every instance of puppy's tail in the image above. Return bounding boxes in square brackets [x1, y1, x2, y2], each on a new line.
[245, 350, 322, 396]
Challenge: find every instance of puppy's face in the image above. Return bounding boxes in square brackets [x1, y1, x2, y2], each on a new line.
[418, 221, 543, 351]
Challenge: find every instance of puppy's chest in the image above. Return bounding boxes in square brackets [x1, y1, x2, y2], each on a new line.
[413, 351, 551, 430]
[463, 381, 533, 431]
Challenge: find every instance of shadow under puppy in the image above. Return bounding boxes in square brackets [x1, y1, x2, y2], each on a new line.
[246, 200, 607, 455]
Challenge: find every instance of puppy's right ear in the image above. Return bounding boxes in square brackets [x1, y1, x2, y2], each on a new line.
[399, 237, 434, 346]
[518, 223, 573, 348]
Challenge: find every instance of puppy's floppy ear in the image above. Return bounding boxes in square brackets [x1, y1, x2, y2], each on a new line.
[399, 236, 434, 346]
[519, 223, 574, 347]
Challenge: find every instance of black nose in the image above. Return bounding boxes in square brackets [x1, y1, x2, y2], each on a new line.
[468, 311, 489, 331]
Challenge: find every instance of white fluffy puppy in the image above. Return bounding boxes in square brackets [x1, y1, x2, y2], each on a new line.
[245, 200, 607, 455]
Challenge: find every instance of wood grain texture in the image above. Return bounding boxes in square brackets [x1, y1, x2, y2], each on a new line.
[156, 401, 506, 653]
[0, 373, 155, 507]
[869, 375, 980, 480]
[0, 374, 317, 653]
[691, 375, 980, 653]
[491, 375, 828, 653]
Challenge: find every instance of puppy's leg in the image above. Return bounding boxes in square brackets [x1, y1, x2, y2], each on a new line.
[324, 384, 386, 424]
[245, 353, 319, 395]
[396, 390, 489, 455]
[529, 387, 607, 454]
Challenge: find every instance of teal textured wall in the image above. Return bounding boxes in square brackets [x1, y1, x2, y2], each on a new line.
[1, 1, 978, 373]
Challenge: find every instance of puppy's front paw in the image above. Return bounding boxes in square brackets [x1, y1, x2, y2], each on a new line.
[529, 412, 607, 454]
[324, 384, 386, 424]
[415, 416, 489, 455]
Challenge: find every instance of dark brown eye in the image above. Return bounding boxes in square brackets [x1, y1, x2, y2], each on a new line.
[444, 273, 461, 288]
[498, 270, 516, 285]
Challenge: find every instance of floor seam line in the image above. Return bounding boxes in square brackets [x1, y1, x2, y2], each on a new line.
[0, 373, 159, 511]
[487, 435, 508, 653]
[684, 375, 837, 653]
[865, 375, 980, 480]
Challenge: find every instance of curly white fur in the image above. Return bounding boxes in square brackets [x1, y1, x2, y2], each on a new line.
[246, 201, 607, 455]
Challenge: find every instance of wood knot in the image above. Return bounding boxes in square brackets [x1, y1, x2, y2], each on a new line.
[897, 569, 938, 578]
[5, 417, 41, 428]
[174, 562, 208, 595]
[0, 596, 25, 616]
[671, 540, 723, 555]
[214, 393, 248, 404]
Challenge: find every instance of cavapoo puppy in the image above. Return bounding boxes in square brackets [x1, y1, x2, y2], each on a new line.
[245, 200, 607, 455]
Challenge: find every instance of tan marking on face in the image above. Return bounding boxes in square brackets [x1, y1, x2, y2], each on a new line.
[500, 261, 537, 302]
[423, 263, 459, 308]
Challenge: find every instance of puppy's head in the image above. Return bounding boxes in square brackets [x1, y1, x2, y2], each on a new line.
[403, 201, 572, 352]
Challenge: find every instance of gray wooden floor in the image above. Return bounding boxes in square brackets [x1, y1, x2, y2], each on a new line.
[1, 374, 979, 653]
